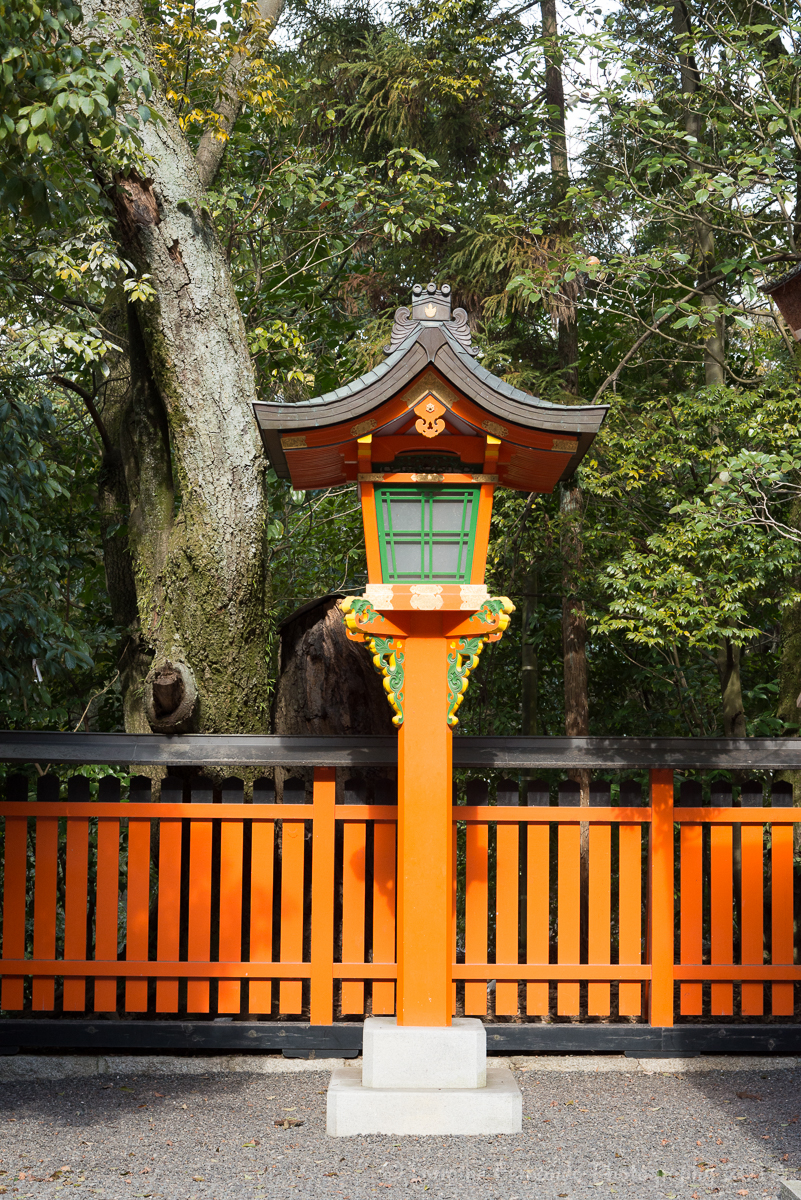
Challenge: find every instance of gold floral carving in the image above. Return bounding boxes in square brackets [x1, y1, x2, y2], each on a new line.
[481, 420, 507, 439]
[552, 437, 578, 452]
[414, 395, 446, 438]
[281, 434, 307, 450]
[351, 419, 377, 437]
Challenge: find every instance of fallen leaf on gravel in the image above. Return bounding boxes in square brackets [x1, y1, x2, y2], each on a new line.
[274, 1119, 304, 1129]
[154, 1093, 164, 1097]
[736, 1093, 762, 1101]
[323, 1173, 338, 1178]
[783, 1155, 790, 1162]
[120, 1087, 134, 1093]
[192, 1176, 204, 1182]
[737, 1191, 749, 1195]
[137, 1104, 148, 1109]
[242, 1141, 261, 1147]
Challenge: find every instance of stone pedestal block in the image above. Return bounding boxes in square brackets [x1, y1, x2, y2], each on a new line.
[326, 1066, 522, 1136]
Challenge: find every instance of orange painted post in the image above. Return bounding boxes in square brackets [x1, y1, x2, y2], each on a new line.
[587, 822, 611, 1017]
[771, 823, 794, 1017]
[186, 779, 213, 1014]
[557, 823, 581, 1016]
[63, 776, 90, 1011]
[249, 779, 275, 1015]
[372, 820, 397, 1016]
[360, 482, 382, 584]
[341, 818, 367, 1015]
[618, 822, 643, 1017]
[495, 815, 519, 1016]
[397, 615, 453, 1026]
[452, 819, 458, 1016]
[32, 776, 59, 1011]
[279, 782, 306, 1015]
[470, 483, 495, 584]
[94, 776, 120, 1012]
[1, 775, 29, 1011]
[679, 821, 703, 1016]
[218, 778, 245, 1014]
[125, 777, 152, 1013]
[649, 769, 675, 1027]
[155, 778, 183, 1013]
[740, 820, 764, 1017]
[464, 782, 489, 1017]
[526, 822, 550, 1016]
[710, 819, 734, 1016]
[310, 768, 336, 1025]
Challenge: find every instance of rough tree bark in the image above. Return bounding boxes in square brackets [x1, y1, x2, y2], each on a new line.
[541, 0, 589, 798]
[83, 0, 272, 734]
[674, 0, 747, 738]
[194, 0, 287, 189]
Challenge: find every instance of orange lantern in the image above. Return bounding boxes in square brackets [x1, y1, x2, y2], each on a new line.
[254, 282, 607, 1025]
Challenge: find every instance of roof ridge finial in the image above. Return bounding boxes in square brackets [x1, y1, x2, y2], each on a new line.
[411, 281, 451, 321]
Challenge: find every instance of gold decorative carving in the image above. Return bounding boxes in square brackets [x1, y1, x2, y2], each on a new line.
[552, 437, 578, 452]
[281, 434, 307, 450]
[414, 395, 446, 438]
[481, 420, 507, 439]
[410, 584, 443, 610]
[410, 473, 443, 483]
[352, 419, 377, 437]
[364, 584, 395, 610]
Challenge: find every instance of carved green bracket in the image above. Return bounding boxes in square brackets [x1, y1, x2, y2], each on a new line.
[448, 596, 515, 726]
[446, 636, 487, 727]
[341, 595, 385, 635]
[368, 636, 405, 727]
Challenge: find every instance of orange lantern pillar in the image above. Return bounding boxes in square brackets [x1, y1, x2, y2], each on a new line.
[254, 281, 607, 1031]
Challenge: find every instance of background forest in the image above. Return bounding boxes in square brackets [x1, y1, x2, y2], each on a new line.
[4, 0, 801, 746]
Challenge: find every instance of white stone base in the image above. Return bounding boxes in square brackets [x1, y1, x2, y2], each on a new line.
[326, 1066, 522, 1136]
[363, 1017, 486, 1089]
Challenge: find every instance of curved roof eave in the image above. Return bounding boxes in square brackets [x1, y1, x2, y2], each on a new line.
[253, 324, 608, 438]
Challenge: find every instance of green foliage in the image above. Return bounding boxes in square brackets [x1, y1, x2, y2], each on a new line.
[0, 377, 120, 729]
[0, 0, 154, 224]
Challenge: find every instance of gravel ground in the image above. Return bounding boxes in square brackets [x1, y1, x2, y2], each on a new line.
[1, 1063, 799, 1200]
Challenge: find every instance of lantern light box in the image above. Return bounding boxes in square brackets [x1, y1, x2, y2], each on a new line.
[254, 282, 608, 616]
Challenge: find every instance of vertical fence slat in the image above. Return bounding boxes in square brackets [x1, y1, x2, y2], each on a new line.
[649, 768, 674, 1026]
[740, 782, 764, 1016]
[771, 821, 795, 1017]
[677, 781, 702, 1016]
[464, 780, 489, 1016]
[494, 780, 519, 1015]
[186, 778, 213, 1014]
[618, 824, 643, 1016]
[710, 783, 733, 1016]
[372, 819, 396, 1017]
[218, 778, 244, 1015]
[587, 781, 611, 1017]
[155, 777, 183, 1013]
[557, 782, 581, 1016]
[63, 776, 90, 1011]
[587, 833, 611, 1016]
[94, 777, 120, 1012]
[32, 775, 59, 1011]
[525, 780, 550, 1016]
[1, 775, 29, 1011]
[125, 777, 152, 1013]
[310, 768, 336, 1025]
[341, 788, 367, 1015]
[279, 778, 306, 1014]
[249, 778, 275, 1015]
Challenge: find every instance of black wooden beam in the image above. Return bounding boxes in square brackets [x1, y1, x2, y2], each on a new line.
[1, 1021, 800, 1055]
[4, 732, 801, 770]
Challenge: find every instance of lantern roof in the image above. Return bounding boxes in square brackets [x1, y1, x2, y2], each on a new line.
[253, 282, 608, 492]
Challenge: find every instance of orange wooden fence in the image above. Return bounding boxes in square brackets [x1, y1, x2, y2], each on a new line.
[1, 768, 799, 1023]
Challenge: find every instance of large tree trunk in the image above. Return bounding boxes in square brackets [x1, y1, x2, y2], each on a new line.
[541, 0, 589, 793]
[84, 0, 272, 734]
[673, 1, 744, 738]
